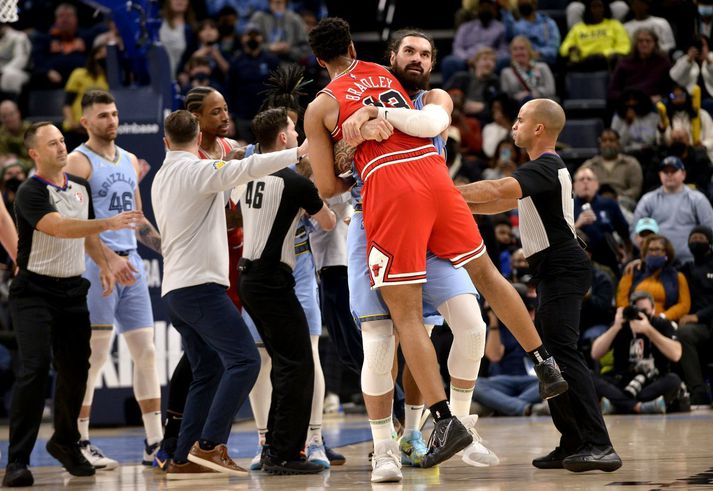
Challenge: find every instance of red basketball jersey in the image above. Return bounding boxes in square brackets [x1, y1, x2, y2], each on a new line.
[318, 60, 441, 183]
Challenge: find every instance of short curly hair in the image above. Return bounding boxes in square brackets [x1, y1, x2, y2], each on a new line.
[308, 17, 352, 62]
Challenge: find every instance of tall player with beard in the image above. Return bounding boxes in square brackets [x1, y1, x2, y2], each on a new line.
[305, 17, 568, 473]
[65, 90, 163, 469]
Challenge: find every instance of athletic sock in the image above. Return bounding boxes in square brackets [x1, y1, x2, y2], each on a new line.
[429, 400, 452, 422]
[143, 410, 163, 446]
[306, 424, 322, 445]
[257, 428, 268, 447]
[404, 404, 424, 433]
[78, 417, 90, 441]
[450, 385, 475, 419]
[164, 411, 183, 440]
[369, 415, 394, 444]
[527, 345, 551, 365]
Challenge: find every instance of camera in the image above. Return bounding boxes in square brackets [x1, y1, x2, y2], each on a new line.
[624, 358, 658, 398]
[622, 305, 643, 322]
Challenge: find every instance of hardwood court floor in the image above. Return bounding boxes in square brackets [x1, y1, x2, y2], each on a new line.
[1, 409, 712, 490]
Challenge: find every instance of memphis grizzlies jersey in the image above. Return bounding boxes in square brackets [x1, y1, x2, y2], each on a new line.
[74, 143, 137, 251]
[350, 90, 447, 206]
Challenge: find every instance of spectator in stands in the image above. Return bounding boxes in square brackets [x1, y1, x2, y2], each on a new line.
[657, 83, 713, 165]
[62, 44, 108, 149]
[454, 0, 478, 29]
[0, 100, 31, 167]
[159, 0, 196, 78]
[591, 290, 683, 414]
[567, 0, 628, 29]
[441, 0, 507, 85]
[623, 0, 675, 53]
[510, 248, 533, 285]
[482, 138, 521, 181]
[608, 28, 672, 104]
[578, 230, 616, 350]
[1, 161, 26, 219]
[632, 217, 659, 254]
[698, 0, 713, 39]
[178, 19, 230, 87]
[501, 0, 560, 66]
[0, 23, 31, 97]
[581, 128, 643, 206]
[574, 167, 631, 276]
[666, 127, 713, 200]
[30, 3, 91, 90]
[499, 36, 555, 105]
[632, 156, 713, 264]
[227, 23, 280, 142]
[482, 94, 516, 158]
[206, 0, 269, 34]
[250, 0, 311, 64]
[492, 215, 519, 278]
[449, 90, 483, 160]
[669, 35, 713, 118]
[473, 283, 547, 417]
[678, 226, 713, 405]
[216, 6, 241, 54]
[444, 47, 500, 123]
[610, 89, 659, 156]
[617, 234, 690, 321]
[178, 56, 224, 96]
[559, 0, 631, 71]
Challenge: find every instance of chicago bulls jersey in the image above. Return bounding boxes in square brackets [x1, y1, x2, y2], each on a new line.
[318, 60, 441, 184]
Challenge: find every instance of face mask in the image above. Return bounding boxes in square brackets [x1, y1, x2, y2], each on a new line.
[518, 3, 534, 16]
[246, 38, 260, 50]
[669, 141, 687, 157]
[699, 5, 713, 17]
[689, 241, 711, 260]
[192, 72, 209, 82]
[600, 146, 618, 159]
[645, 255, 667, 270]
[3, 176, 23, 193]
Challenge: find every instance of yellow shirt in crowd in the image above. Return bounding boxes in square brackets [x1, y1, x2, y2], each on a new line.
[559, 18, 631, 62]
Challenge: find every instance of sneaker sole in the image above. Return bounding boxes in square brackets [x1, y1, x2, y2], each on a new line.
[97, 462, 118, 471]
[542, 380, 569, 400]
[2, 470, 34, 487]
[532, 459, 565, 469]
[263, 464, 324, 475]
[187, 454, 248, 477]
[563, 459, 623, 473]
[166, 472, 228, 480]
[307, 458, 330, 469]
[371, 470, 403, 483]
[421, 432, 474, 469]
[328, 459, 346, 466]
[462, 451, 500, 467]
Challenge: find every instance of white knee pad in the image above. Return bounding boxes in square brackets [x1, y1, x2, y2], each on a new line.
[82, 329, 114, 406]
[439, 295, 486, 381]
[361, 320, 396, 396]
[123, 327, 161, 401]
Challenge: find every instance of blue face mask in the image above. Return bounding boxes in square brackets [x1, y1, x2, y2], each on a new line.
[645, 255, 667, 270]
[699, 5, 713, 17]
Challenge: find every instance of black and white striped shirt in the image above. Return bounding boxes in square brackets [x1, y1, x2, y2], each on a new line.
[512, 153, 577, 259]
[240, 168, 323, 270]
[14, 173, 94, 277]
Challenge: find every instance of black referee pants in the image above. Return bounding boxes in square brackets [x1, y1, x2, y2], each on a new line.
[238, 258, 314, 461]
[7, 271, 91, 465]
[533, 244, 612, 452]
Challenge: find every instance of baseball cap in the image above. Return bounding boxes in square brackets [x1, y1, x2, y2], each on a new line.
[635, 217, 659, 235]
[659, 156, 685, 171]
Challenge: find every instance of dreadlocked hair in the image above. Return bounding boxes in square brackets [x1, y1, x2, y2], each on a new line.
[259, 64, 310, 116]
[185, 86, 218, 113]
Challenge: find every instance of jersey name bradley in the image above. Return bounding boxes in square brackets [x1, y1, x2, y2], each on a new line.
[97, 172, 136, 198]
[345, 75, 394, 101]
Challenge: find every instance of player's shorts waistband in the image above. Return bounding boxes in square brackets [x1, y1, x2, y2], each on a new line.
[238, 257, 293, 275]
[361, 144, 440, 183]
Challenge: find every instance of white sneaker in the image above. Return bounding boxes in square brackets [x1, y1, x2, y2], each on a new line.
[371, 440, 402, 483]
[79, 440, 119, 470]
[458, 415, 500, 467]
[323, 392, 341, 414]
[249, 447, 263, 471]
[306, 437, 330, 468]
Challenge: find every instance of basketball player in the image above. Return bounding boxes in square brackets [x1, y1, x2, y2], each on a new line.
[65, 89, 162, 469]
[305, 17, 567, 469]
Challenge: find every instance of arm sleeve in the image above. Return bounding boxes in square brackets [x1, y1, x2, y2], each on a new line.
[662, 273, 691, 321]
[669, 56, 695, 89]
[378, 104, 450, 138]
[511, 159, 559, 197]
[194, 148, 300, 194]
[15, 182, 55, 228]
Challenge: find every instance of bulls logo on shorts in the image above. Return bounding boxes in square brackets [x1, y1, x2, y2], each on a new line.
[368, 243, 392, 288]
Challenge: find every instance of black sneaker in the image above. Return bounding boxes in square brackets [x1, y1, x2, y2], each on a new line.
[262, 446, 324, 475]
[46, 438, 96, 476]
[324, 442, 346, 466]
[534, 357, 569, 400]
[532, 446, 573, 469]
[562, 444, 622, 473]
[2, 462, 34, 487]
[421, 416, 473, 468]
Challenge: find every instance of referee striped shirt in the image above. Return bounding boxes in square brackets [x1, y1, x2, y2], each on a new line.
[14, 173, 94, 277]
[511, 153, 577, 259]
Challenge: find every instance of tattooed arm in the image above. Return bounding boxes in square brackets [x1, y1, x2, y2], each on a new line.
[136, 219, 162, 254]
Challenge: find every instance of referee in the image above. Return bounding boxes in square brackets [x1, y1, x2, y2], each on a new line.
[458, 99, 622, 472]
[237, 108, 335, 475]
[3, 122, 141, 487]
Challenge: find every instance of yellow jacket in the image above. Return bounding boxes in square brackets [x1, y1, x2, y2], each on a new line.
[559, 19, 631, 62]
